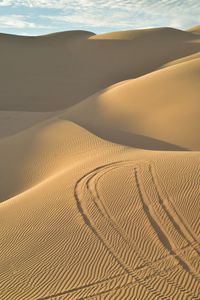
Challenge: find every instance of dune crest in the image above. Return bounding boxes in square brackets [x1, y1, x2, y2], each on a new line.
[187, 24, 200, 33]
[90, 27, 192, 40]
[0, 27, 199, 111]
[65, 58, 200, 150]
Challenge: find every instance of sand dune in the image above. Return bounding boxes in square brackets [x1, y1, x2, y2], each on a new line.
[0, 27, 199, 111]
[65, 58, 200, 150]
[161, 52, 200, 69]
[187, 25, 200, 33]
[0, 120, 111, 203]
[0, 133, 199, 299]
[0, 26, 200, 299]
[90, 27, 193, 40]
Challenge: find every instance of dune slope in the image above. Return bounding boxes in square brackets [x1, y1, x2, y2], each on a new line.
[65, 58, 200, 151]
[0, 128, 199, 299]
[187, 24, 200, 33]
[0, 27, 199, 111]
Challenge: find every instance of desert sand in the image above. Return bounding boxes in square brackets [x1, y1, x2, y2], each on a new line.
[0, 26, 200, 299]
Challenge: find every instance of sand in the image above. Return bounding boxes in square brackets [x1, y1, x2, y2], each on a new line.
[0, 26, 200, 300]
[187, 25, 200, 34]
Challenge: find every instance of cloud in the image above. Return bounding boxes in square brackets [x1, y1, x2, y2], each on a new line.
[0, 0, 199, 33]
[0, 15, 37, 28]
[41, 12, 137, 29]
[39, 1, 200, 30]
[0, 15, 52, 29]
[0, 0, 68, 8]
[0, 0, 199, 11]
[0, 0, 12, 6]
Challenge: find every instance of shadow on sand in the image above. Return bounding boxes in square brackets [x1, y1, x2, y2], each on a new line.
[63, 119, 188, 151]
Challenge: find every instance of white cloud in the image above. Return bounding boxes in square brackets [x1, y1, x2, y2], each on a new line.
[0, 0, 12, 6]
[40, 0, 200, 30]
[0, 0, 199, 11]
[0, 15, 37, 28]
[0, 0, 68, 8]
[41, 12, 136, 29]
[0, 1, 199, 32]
[0, 15, 52, 29]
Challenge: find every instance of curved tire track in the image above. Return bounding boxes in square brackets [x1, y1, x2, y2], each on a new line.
[39, 160, 200, 299]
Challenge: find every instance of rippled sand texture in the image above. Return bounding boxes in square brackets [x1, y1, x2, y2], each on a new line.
[0, 26, 200, 299]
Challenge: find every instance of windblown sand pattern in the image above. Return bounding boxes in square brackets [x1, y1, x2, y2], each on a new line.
[0, 26, 200, 299]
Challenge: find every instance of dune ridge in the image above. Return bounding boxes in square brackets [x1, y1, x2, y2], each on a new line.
[0, 26, 200, 299]
[65, 58, 200, 151]
[187, 25, 200, 33]
[0, 27, 200, 111]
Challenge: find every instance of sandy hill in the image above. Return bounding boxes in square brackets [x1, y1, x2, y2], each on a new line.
[0, 119, 111, 203]
[65, 58, 200, 151]
[187, 24, 200, 33]
[0, 27, 199, 111]
[90, 27, 192, 40]
[0, 26, 200, 300]
[161, 52, 200, 68]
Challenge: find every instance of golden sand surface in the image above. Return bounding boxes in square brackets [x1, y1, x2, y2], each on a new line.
[0, 27, 199, 299]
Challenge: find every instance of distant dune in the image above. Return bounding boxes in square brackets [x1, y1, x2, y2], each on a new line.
[0, 26, 200, 299]
[0, 27, 200, 111]
[187, 24, 200, 33]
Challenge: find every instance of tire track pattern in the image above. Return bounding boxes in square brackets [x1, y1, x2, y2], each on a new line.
[40, 160, 200, 299]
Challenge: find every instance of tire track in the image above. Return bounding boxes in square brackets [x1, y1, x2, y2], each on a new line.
[74, 161, 199, 299]
[39, 160, 200, 300]
[88, 161, 199, 298]
[134, 164, 200, 297]
[73, 162, 174, 300]
[134, 167, 190, 273]
[150, 162, 200, 251]
[75, 163, 132, 275]
[137, 163, 200, 278]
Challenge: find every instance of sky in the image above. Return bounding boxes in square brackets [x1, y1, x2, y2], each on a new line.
[0, 0, 199, 36]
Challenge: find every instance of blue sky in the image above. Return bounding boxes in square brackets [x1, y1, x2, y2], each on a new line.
[0, 0, 199, 36]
